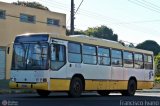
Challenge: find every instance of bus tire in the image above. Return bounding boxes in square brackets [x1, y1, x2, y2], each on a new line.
[121, 79, 137, 96]
[37, 90, 50, 97]
[97, 90, 110, 96]
[68, 77, 83, 97]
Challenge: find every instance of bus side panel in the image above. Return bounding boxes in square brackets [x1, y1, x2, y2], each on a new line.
[50, 79, 70, 91]
[85, 80, 128, 90]
[123, 68, 145, 81]
[123, 68, 154, 89]
[111, 67, 124, 80]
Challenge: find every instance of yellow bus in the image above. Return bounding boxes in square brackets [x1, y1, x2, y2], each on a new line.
[9, 33, 154, 97]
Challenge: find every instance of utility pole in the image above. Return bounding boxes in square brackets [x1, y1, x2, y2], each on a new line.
[70, 0, 74, 35]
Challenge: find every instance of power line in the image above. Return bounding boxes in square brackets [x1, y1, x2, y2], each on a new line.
[75, 0, 84, 15]
[37, 0, 160, 35]
[135, 0, 160, 12]
[128, 0, 160, 14]
[39, 0, 160, 24]
[142, 0, 160, 10]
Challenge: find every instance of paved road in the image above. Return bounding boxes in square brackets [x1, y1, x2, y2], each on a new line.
[0, 92, 160, 106]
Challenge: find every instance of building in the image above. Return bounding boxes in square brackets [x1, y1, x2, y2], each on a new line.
[0, 2, 66, 80]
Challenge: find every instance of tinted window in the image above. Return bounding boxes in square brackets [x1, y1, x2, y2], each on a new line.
[68, 42, 81, 63]
[27, 44, 48, 70]
[123, 51, 133, 68]
[144, 55, 153, 69]
[20, 13, 35, 23]
[98, 47, 110, 65]
[51, 44, 66, 70]
[134, 53, 144, 69]
[15, 34, 49, 43]
[12, 43, 48, 70]
[0, 10, 5, 19]
[111, 49, 122, 66]
[82, 45, 97, 64]
[112, 49, 122, 58]
[82, 45, 96, 55]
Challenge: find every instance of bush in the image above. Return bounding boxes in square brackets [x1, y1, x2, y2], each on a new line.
[155, 76, 160, 83]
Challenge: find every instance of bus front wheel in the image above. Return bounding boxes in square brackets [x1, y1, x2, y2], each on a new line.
[68, 77, 83, 97]
[37, 90, 50, 97]
[121, 79, 137, 96]
[97, 90, 110, 96]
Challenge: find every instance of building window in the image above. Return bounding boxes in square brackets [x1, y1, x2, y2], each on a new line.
[144, 54, 153, 69]
[0, 10, 5, 19]
[68, 42, 81, 63]
[134, 53, 144, 69]
[20, 13, 35, 23]
[82, 44, 97, 64]
[123, 51, 133, 68]
[47, 18, 59, 26]
[111, 49, 122, 66]
[98, 47, 110, 65]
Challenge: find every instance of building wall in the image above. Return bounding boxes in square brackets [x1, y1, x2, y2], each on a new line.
[0, 2, 66, 79]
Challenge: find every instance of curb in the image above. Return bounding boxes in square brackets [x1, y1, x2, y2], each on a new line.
[136, 89, 160, 93]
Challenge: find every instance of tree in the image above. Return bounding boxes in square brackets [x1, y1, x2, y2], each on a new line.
[155, 54, 160, 76]
[12, 1, 49, 11]
[85, 25, 118, 41]
[136, 40, 160, 55]
[67, 25, 118, 41]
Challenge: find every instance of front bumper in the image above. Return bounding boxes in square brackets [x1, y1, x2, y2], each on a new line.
[9, 81, 48, 90]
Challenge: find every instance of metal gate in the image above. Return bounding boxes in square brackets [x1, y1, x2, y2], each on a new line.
[0, 48, 6, 79]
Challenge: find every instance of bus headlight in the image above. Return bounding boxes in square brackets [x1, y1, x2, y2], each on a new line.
[40, 78, 43, 82]
[10, 78, 16, 82]
[43, 78, 47, 82]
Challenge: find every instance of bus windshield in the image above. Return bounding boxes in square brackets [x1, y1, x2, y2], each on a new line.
[12, 43, 48, 70]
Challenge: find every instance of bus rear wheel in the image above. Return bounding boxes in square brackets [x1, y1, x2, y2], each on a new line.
[37, 90, 50, 97]
[68, 77, 83, 97]
[97, 90, 110, 96]
[121, 79, 137, 96]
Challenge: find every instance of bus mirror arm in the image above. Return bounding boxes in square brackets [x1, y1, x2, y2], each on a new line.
[7, 47, 10, 54]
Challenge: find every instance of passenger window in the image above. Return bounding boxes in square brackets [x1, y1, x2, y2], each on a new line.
[123, 51, 133, 68]
[134, 53, 144, 69]
[68, 42, 81, 63]
[111, 49, 122, 66]
[144, 55, 153, 69]
[82, 45, 97, 64]
[98, 47, 110, 65]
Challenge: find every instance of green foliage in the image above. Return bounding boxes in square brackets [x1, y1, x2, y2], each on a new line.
[85, 26, 118, 41]
[12, 1, 49, 11]
[136, 40, 160, 55]
[67, 25, 118, 41]
[155, 76, 160, 83]
[155, 54, 160, 65]
[155, 54, 160, 76]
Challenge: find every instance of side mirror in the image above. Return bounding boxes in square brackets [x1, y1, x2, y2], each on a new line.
[7, 47, 10, 54]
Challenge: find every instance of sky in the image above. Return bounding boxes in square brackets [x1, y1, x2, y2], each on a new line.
[0, 0, 160, 45]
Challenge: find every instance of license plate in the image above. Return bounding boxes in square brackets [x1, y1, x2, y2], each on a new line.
[21, 84, 27, 88]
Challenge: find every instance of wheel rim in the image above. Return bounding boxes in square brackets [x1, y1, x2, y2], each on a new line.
[129, 82, 136, 94]
[73, 81, 81, 93]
